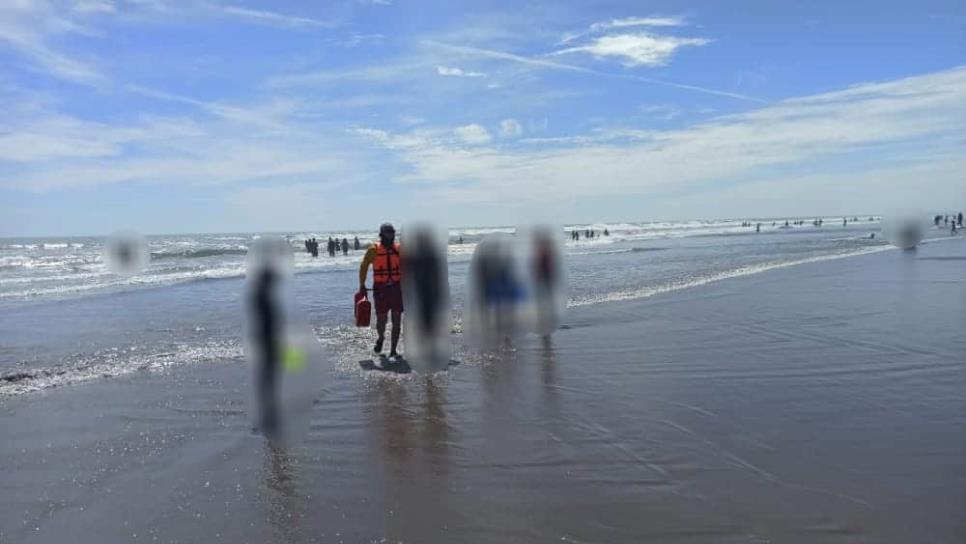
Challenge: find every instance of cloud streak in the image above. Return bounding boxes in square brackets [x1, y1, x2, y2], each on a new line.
[591, 16, 687, 31]
[212, 4, 338, 29]
[0, 1, 105, 85]
[425, 41, 766, 103]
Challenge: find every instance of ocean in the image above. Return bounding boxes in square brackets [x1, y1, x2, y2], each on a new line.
[0, 216, 927, 395]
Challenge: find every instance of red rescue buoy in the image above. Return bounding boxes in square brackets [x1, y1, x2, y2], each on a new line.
[354, 291, 371, 327]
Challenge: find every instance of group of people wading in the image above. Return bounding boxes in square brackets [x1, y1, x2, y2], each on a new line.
[304, 236, 362, 258]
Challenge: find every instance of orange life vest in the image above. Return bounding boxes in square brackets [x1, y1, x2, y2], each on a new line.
[373, 242, 401, 285]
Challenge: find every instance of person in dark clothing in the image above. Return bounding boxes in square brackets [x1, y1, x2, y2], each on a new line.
[342, 237, 349, 256]
[250, 266, 280, 437]
[959, 212, 963, 227]
[354, 236, 361, 250]
[404, 230, 442, 334]
[327, 237, 335, 257]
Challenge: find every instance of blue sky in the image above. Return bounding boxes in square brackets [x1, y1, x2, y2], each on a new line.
[1, 0, 964, 236]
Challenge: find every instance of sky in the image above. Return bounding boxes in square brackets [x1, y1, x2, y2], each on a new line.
[1, 0, 964, 236]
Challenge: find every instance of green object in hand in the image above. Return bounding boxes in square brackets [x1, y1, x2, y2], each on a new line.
[282, 345, 306, 373]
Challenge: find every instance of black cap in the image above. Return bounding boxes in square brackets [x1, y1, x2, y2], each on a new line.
[379, 223, 395, 235]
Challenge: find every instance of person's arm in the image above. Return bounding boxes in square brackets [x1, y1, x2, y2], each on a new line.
[358, 245, 376, 292]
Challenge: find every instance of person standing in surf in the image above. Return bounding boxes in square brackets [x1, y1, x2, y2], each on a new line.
[359, 223, 404, 358]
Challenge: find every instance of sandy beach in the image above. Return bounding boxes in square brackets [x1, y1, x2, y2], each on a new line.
[2, 238, 964, 543]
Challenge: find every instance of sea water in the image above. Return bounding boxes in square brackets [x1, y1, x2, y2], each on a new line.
[0, 216, 946, 395]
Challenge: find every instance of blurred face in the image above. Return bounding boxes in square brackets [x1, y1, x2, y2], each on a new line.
[380, 228, 395, 245]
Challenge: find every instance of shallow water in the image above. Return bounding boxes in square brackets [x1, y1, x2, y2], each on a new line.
[1, 217, 912, 396]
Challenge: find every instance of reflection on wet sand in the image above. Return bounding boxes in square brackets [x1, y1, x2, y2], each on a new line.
[363, 375, 454, 537]
[539, 339, 561, 427]
[262, 444, 304, 544]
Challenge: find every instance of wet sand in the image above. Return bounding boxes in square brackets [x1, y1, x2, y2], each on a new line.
[2, 239, 965, 543]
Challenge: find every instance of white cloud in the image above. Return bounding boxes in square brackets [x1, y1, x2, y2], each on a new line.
[71, 0, 115, 14]
[349, 67, 966, 209]
[0, 85, 363, 191]
[559, 15, 686, 45]
[639, 104, 683, 120]
[267, 61, 429, 87]
[454, 124, 492, 145]
[590, 16, 686, 31]
[125, 84, 301, 131]
[0, 1, 105, 85]
[436, 65, 487, 78]
[212, 4, 337, 29]
[499, 118, 523, 138]
[426, 41, 761, 102]
[553, 33, 711, 67]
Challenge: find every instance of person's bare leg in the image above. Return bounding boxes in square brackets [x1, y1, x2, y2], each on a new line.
[375, 313, 387, 353]
[389, 310, 401, 356]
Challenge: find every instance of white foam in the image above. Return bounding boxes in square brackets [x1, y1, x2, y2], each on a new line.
[0, 340, 244, 396]
[568, 246, 893, 307]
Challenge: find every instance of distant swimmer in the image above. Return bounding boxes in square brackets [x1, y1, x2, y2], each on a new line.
[959, 212, 963, 227]
[459, 235, 464, 244]
[756, 223, 761, 233]
[354, 236, 361, 250]
[870, 233, 875, 239]
[359, 223, 403, 358]
[603, 228, 609, 236]
[844, 218, 848, 227]
[342, 237, 349, 256]
[327, 237, 335, 257]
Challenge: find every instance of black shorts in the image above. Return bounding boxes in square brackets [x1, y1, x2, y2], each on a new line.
[373, 283, 403, 315]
